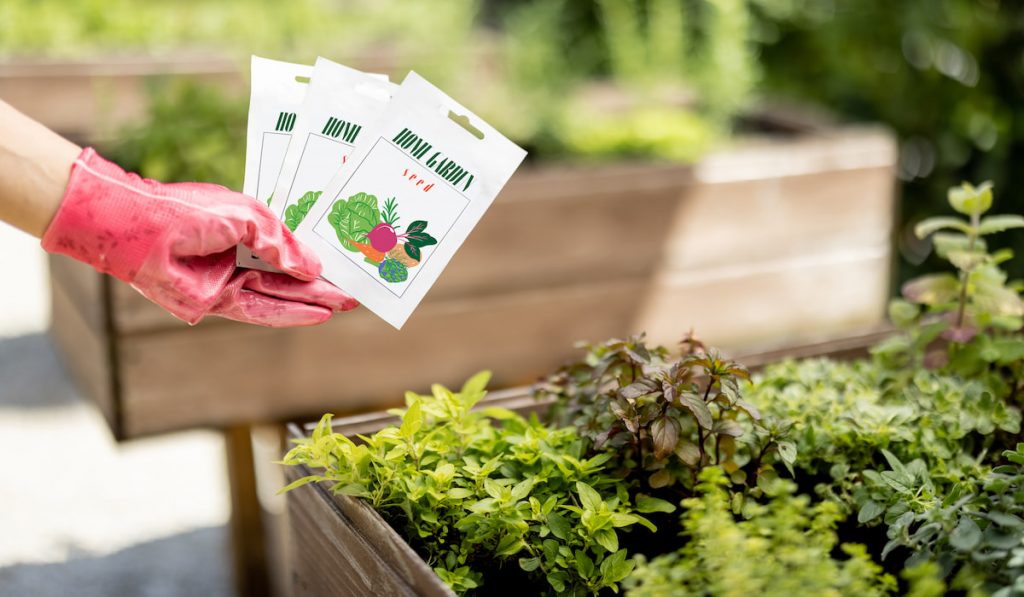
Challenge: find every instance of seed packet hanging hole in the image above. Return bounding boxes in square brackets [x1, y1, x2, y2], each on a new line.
[447, 110, 485, 140]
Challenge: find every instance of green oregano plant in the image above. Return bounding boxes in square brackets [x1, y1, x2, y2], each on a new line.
[535, 334, 793, 498]
[623, 467, 897, 597]
[280, 371, 668, 595]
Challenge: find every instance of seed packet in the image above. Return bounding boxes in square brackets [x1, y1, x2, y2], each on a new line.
[237, 55, 313, 268]
[294, 72, 528, 329]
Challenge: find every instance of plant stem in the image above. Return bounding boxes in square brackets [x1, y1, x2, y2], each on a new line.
[956, 212, 981, 328]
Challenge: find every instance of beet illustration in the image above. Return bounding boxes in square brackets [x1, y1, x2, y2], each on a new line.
[367, 223, 398, 252]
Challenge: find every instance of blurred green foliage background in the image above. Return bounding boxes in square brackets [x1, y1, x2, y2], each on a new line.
[3, 0, 1020, 281]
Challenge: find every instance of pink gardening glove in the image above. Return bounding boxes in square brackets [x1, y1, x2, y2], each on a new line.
[42, 148, 358, 327]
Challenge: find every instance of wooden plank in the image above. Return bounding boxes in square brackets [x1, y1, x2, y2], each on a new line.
[286, 465, 451, 597]
[117, 243, 890, 438]
[48, 254, 107, 334]
[48, 270, 117, 430]
[225, 425, 271, 597]
[117, 278, 648, 437]
[637, 249, 891, 350]
[664, 164, 895, 271]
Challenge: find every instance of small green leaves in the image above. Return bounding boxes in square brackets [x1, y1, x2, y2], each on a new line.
[576, 482, 603, 512]
[858, 500, 885, 523]
[948, 181, 993, 216]
[599, 550, 634, 585]
[399, 399, 423, 440]
[902, 273, 960, 305]
[949, 516, 982, 551]
[915, 216, 971, 239]
[636, 495, 676, 514]
[978, 214, 1024, 235]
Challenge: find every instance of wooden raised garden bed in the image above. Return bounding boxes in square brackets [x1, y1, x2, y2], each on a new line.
[49, 121, 897, 440]
[282, 329, 890, 596]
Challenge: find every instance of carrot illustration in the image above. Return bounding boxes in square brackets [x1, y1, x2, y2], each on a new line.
[349, 239, 386, 264]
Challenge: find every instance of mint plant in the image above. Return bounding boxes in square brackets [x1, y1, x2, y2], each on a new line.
[281, 371, 665, 595]
[874, 182, 1024, 385]
[536, 334, 790, 497]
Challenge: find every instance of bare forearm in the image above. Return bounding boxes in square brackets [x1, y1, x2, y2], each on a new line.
[0, 100, 81, 237]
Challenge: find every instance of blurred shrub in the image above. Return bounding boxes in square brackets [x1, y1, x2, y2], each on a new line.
[103, 80, 246, 189]
[484, 0, 759, 160]
[0, 0, 478, 87]
[752, 0, 1024, 280]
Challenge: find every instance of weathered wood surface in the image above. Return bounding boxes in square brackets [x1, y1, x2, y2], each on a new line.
[284, 328, 889, 597]
[117, 278, 648, 436]
[286, 463, 453, 597]
[48, 255, 119, 433]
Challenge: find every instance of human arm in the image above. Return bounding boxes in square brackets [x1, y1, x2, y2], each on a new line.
[0, 99, 81, 237]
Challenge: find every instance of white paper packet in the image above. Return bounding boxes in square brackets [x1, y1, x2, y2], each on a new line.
[271, 57, 395, 229]
[295, 72, 527, 329]
[237, 56, 313, 267]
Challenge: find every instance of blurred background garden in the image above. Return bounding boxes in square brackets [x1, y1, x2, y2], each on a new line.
[1, 0, 1021, 595]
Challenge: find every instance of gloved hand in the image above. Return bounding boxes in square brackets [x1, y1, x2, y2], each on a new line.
[42, 148, 358, 327]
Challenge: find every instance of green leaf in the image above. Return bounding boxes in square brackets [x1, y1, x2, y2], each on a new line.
[888, 299, 920, 328]
[518, 557, 540, 572]
[400, 400, 423, 439]
[948, 181, 993, 216]
[406, 220, 428, 234]
[947, 249, 987, 271]
[404, 243, 421, 261]
[575, 551, 595, 578]
[447, 488, 474, 500]
[277, 475, 320, 494]
[511, 478, 535, 501]
[460, 370, 491, 395]
[547, 512, 572, 540]
[914, 216, 971, 239]
[949, 516, 982, 551]
[594, 528, 619, 552]
[599, 549, 635, 585]
[495, 533, 525, 556]
[776, 440, 797, 464]
[933, 232, 985, 259]
[576, 482, 604, 512]
[857, 500, 885, 523]
[902, 273, 960, 305]
[636, 495, 676, 514]
[648, 469, 672, 488]
[978, 214, 1024, 235]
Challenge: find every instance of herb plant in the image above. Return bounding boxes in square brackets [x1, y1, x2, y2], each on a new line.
[624, 467, 897, 597]
[874, 182, 1024, 385]
[536, 334, 791, 497]
[281, 372, 665, 595]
